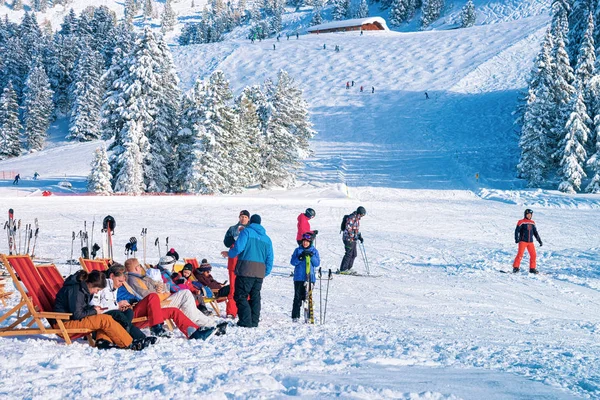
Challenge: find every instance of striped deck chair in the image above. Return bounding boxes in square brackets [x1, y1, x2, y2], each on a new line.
[80, 257, 109, 273]
[0, 254, 93, 345]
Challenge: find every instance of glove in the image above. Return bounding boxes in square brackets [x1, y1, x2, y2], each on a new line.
[302, 250, 313, 257]
[538, 241, 543, 247]
[515, 240, 519, 244]
[298, 254, 305, 261]
[312, 230, 319, 236]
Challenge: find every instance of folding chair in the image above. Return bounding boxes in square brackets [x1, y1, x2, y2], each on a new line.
[80, 257, 109, 273]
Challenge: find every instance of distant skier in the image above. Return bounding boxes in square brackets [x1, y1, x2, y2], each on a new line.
[12, 174, 20, 185]
[340, 206, 366, 273]
[287, 33, 290, 40]
[360, 30, 363, 36]
[290, 233, 320, 322]
[372, 86, 375, 93]
[296, 32, 299, 39]
[360, 86, 363, 92]
[346, 81, 350, 90]
[351, 80, 354, 86]
[296, 208, 317, 245]
[425, 92, 429, 100]
[323, 43, 326, 50]
[513, 209, 543, 274]
[277, 34, 280, 42]
[33, 172, 39, 180]
[273, 44, 276, 50]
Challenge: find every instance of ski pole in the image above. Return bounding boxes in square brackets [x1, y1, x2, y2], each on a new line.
[70, 231, 75, 262]
[31, 218, 39, 258]
[323, 269, 332, 324]
[165, 237, 169, 254]
[155, 237, 161, 259]
[17, 219, 21, 254]
[141, 228, 147, 265]
[359, 242, 370, 276]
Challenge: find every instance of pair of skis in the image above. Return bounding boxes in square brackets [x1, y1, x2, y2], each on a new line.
[303, 257, 333, 325]
[5, 209, 39, 257]
[154, 236, 169, 259]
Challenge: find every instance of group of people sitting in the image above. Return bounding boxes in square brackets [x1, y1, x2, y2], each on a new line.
[53, 252, 230, 351]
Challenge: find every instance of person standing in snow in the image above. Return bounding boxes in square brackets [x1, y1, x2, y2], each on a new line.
[372, 86, 375, 93]
[12, 174, 20, 185]
[425, 92, 429, 100]
[296, 208, 317, 245]
[227, 214, 273, 328]
[33, 172, 39, 180]
[220, 210, 250, 318]
[290, 233, 321, 322]
[513, 209, 543, 274]
[340, 206, 366, 273]
[346, 81, 350, 90]
[360, 86, 363, 92]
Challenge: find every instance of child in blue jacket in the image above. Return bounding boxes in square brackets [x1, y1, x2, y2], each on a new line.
[290, 233, 321, 321]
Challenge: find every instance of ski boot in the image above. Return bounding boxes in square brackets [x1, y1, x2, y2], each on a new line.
[512, 267, 520, 273]
[529, 268, 539, 274]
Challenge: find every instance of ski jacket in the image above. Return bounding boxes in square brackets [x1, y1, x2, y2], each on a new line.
[126, 272, 170, 302]
[224, 222, 247, 248]
[117, 285, 141, 303]
[290, 245, 320, 283]
[90, 278, 119, 311]
[343, 212, 361, 242]
[228, 223, 274, 278]
[54, 274, 97, 320]
[296, 213, 312, 241]
[514, 218, 542, 244]
[194, 271, 224, 291]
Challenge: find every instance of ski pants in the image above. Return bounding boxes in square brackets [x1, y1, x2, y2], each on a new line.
[234, 276, 263, 327]
[216, 285, 231, 298]
[227, 254, 238, 317]
[162, 290, 216, 328]
[340, 239, 357, 272]
[105, 309, 146, 341]
[291, 280, 307, 320]
[513, 241, 537, 269]
[63, 314, 133, 348]
[132, 293, 199, 337]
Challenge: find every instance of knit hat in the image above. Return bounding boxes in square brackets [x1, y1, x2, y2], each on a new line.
[166, 248, 179, 261]
[250, 214, 261, 225]
[182, 263, 193, 272]
[159, 256, 176, 266]
[239, 210, 250, 218]
[198, 261, 212, 273]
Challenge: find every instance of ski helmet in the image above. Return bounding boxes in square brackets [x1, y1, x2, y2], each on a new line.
[102, 215, 116, 231]
[524, 209, 533, 217]
[357, 206, 367, 216]
[305, 208, 316, 218]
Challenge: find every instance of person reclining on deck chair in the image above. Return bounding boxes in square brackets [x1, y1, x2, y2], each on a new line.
[193, 259, 231, 298]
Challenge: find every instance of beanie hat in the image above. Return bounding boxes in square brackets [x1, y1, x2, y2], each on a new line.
[182, 263, 193, 272]
[239, 210, 250, 218]
[166, 248, 179, 261]
[159, 256, 176, 266]
[198, 261, 212, 273]
[250, 214, 261, 225]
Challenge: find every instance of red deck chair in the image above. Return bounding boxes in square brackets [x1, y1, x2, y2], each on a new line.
[35, 264, 65, 300]
[79, 258, 109, 273]
[0, 254, 93, 344]
[184, 258, 200, 270]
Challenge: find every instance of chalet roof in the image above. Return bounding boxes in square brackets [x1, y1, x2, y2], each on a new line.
[306, 17, 389, 32]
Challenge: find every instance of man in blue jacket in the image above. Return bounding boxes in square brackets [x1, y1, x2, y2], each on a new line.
[228, 214, 274, 327]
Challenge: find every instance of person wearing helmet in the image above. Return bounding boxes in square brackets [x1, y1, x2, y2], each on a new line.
[513, 209, 543, 274]
[290, 232, 321, 321]
[296, 208, 318, 245]
[220, 210, 250, 318]
[339, 206, 366, 273]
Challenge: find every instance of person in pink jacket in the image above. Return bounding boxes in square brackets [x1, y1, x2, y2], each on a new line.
[296, 208, 317, 245]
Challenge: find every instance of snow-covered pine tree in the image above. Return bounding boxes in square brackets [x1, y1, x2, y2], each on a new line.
[310, 4, 324, 26]
[460, 0, 476, 28]
[33, 0, 47, 13]
[389, 0, 411, 26]
[586, 85, 600, 192]
[161, 0, 177, 33]
[235, 87, 265, 187]
[87, 145, 113, 194]
[568, 0, 593, 62]
[574, 13, 595, 108]
[517, 31, 555, 187]
[89, 6, 118, 65]
[67, 46, 104, 142]
[0, 82, 22, 159]
[557, 89, 590, 193]
[356, 0, 369, 18]
[22, 59, 54, 151]
[112, 119, 148, 194]
[13, 0, 23, 11]
[421, 0, 444, 29]
[144, 0, 154, 19]
[125, 0, 137, 24]
[1, 35, 29, 100]
[333, 0, 350, 20]
[551, 0, 570, 42]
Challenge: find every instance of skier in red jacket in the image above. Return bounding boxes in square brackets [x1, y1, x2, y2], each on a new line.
[296, 208, 317, 245]
[513, 209, 543, 274]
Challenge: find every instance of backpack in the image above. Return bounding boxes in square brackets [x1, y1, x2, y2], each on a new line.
[340, 214, 350, 234]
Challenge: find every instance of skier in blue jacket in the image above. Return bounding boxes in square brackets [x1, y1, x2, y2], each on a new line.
[228, 214, 273, 327]
[290, 233, 321, 322]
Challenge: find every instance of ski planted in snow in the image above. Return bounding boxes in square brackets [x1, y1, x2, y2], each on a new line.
[304, 255, 315, 324]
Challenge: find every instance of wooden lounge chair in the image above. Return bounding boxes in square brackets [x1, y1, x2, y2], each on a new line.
[0, 254, 93, 345]
[183, 258, 200, 270]
[0, 277, 13, 306]
[35, 264, 64, 298]
[79, 257, 109, 273]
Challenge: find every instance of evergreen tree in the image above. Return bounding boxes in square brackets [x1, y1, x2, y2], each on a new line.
[87, 145, 113, 194]
[161, 0, 177, 33]
[235, 87, 264, 187]
[59, 9, 78, 36]
[112, 119, 148, 194]
[421, 0, 444, 29]
[551, 0, 570, 42]
[568, 0, 593, 61]
[574, 12, 595, 107]
[460, 0, 476, 28]
[67, 46, 104, 142]
[389, 0, 411, 26]
[557, 89, 590, 193]
[33, 0, 48, 12]
[549, 33, 576, 154]
[0, 82, 22, 159]
[22, 60, 54, 151]
[13, 0, 23, 11]
[333, 0, 350, 20]
[517, 31, 555, 187]
[125, 0, 137, 25]
[144, 0, 154, 20]
[356, 0, 369, 18]
[89, 6, 118, 65]
[310, 6, 324, 26]
[1, 36, 29, 99]
[586, 96, 600, 192]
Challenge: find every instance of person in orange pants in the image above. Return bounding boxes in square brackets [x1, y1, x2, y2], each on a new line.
[54, 270, 145, 350]
[221, 210, 250, 318]
[513, 209, 543, 274]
